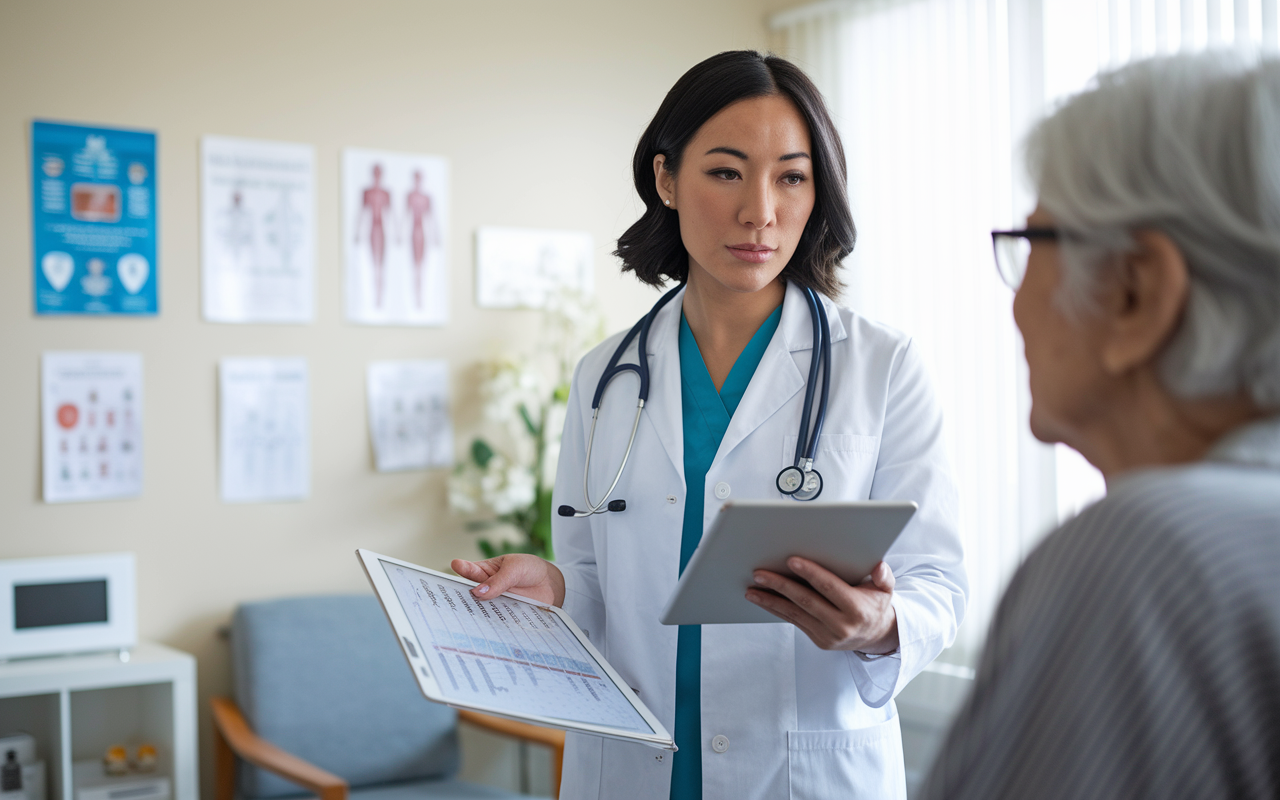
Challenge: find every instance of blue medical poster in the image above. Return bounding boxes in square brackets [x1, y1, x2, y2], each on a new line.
[31, 120, 158, 315]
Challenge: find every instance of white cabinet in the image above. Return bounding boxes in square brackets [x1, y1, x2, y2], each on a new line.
[0, 644, 196, 800]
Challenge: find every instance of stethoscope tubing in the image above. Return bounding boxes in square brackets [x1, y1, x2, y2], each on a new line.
[807, 289, 832, 463]
[572, 284, 682, 517]
[566, 283, 831, 517]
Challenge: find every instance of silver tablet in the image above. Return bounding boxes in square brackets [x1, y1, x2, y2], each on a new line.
[358, 549, 675, 750]
[659, 500, 917, 625]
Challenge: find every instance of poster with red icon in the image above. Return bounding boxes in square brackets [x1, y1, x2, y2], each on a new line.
[41, 352, 143, 503]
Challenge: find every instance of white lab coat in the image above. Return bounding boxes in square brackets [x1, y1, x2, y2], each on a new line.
[552, 282, 967, 800]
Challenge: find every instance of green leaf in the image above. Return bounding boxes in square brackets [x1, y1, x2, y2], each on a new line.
[552, 383, 570, 404]
[471, 438, 495, 469]
[478, 539, 498, 559]
[518, 403, 540, 438]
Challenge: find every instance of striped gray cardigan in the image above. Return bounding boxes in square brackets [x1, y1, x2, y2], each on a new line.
[921, 416, 1280, 799]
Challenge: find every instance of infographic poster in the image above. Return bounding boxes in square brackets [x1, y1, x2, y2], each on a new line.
[42, 352, 144, 503]
[201, 136, 315, 323]
[31, 120, 158, 315]
[342, 148, 449, 326]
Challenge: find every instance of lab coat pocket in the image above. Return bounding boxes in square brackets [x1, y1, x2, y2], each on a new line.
[782, 433, 880, 500]
[787, 715, 906, 800]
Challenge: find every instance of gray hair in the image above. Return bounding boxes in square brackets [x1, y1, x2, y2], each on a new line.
[1026, 51, 1280, 408]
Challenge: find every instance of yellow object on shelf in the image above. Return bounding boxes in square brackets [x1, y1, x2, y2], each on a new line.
[132, 746, 157, 774]
[102, 748, 127, 777]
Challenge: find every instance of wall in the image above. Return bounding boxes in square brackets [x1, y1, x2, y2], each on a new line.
[0, 0, 806, 792]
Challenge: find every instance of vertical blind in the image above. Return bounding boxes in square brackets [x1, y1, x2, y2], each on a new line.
[773, 0, 1279, 660]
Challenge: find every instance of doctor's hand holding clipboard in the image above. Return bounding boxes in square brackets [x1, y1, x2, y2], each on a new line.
[452, 50, 967, 800]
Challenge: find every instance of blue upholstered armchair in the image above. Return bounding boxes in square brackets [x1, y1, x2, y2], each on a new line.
[211, 595, 563, 800]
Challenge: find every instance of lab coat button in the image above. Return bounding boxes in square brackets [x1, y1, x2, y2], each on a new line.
[666, 495, 677, 504]
[711, 734, 729, 753]
[714, 482, 731, 499]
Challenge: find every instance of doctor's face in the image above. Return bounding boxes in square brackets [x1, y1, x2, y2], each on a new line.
[656, 94, 816, 295]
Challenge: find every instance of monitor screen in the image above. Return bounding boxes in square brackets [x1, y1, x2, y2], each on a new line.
[14, 579, 109, 629]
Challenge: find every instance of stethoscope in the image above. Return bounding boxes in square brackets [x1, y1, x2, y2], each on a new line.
[557, 283, 831, 518]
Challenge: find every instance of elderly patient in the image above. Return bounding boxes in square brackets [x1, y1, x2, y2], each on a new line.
[921, 52, 1280, 800]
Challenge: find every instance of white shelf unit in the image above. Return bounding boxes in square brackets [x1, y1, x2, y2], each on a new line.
[0, 643, 197, 800]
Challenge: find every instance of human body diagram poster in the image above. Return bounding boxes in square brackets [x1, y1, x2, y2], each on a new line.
[31, 121, 158, 315]
[42, 353, 144, 503]
[366, 360, 453, 472]
[380, 561, 653, 735]
[219, 358, 310, 503]
[342, 148, 449, 326]
[201, 136, 315, 323]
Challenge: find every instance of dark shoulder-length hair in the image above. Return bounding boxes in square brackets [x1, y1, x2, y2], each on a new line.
[613, 50, 856, 298]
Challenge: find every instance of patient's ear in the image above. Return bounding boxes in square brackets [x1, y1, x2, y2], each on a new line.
[653, 154, 676, 208]
[1098, 229, 1189, 375]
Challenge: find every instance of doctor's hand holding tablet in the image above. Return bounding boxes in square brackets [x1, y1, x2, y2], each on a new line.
[452, 50, 966, 800]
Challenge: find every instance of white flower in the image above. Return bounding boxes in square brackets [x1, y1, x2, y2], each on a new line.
[448, 286, 606, 533]
[447, 466, 481, 514]
[493, 462, 536, 515]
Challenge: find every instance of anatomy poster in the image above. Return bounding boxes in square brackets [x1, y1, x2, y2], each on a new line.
[31, 120, 158, 315]
[201, 136, 315, 323]
[366, 360, 453, 472]
[219, 358, 310, 503]
[42, 352, 143, 503]
[342, 148, 449, 326]
[475, 227, 594, 309]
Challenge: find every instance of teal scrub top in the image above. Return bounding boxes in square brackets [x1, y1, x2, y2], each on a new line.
[670, 305, 783, 800]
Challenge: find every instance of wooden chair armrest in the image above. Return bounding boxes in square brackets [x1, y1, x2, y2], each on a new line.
[455, 709, 566, 750]
[456, 710, 565, 798]
[210, 696, 348, 800]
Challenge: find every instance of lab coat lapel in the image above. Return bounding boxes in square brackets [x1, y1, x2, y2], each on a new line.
[642, 284, 686, 483]
[712, 283, 812, 468]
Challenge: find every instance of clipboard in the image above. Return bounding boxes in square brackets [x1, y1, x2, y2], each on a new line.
[659, 500, 917, 625]
[357, 549, 675, 751]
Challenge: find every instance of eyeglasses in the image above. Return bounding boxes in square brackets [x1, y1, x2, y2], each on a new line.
[991, 227, 1058, 290]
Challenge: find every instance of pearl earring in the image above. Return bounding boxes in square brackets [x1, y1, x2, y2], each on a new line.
[663, 199, 670, 206]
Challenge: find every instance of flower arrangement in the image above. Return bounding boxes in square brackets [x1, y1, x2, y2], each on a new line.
[448, 290, 605, 560]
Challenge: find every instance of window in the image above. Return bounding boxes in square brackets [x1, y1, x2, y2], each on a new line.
[773, 0, 1280, 661]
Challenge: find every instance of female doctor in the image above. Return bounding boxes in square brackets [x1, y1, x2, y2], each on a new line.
[453, 50, 966, 800]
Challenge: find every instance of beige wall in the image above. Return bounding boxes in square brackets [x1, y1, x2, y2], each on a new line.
[0, 0, 815, 792]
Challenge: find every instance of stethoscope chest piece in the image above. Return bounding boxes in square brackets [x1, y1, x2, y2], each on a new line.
[776, 465, 823, 501]
[794, 469, 823, 501]
[776, 466, 804, 494]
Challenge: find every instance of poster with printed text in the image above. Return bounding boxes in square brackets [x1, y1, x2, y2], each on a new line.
[219, 358, 310, 503]
[42, 352, 144, 503]
[366, 360, 453, 472]
[32, 121, 158, 315]
[201, 136, 315, 323]
[475, 227, 594, 309]
[342, 148, 449, 326]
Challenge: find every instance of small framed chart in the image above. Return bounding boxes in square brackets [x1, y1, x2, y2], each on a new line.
[475, 227, 593, 309]
[366, 360, 453, 472]
[41, 352, 144, 503]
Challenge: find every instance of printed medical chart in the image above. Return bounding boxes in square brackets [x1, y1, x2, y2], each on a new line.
[381, 561, 653, 734]
[366, 360, 453, 472]
[342, 148, 449, 326]
[31, 121, 158, 315]
[219, 358, 309, 503]
[475, 227, 593, 309]
[201, 136, 315, 323]
[42, 352, 143, 503]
